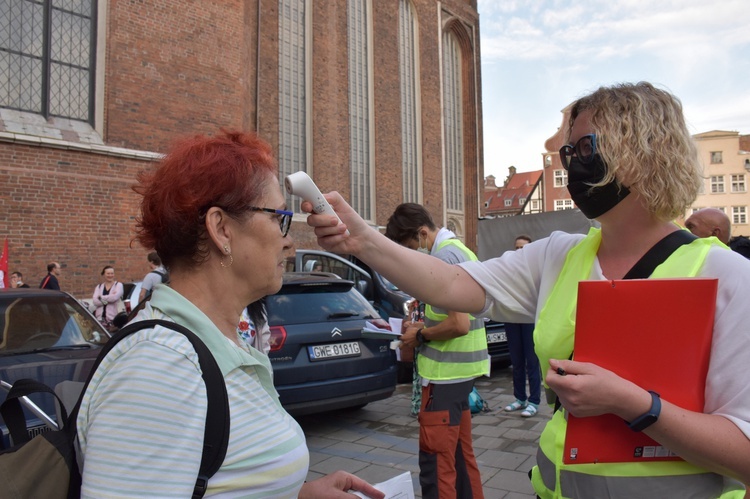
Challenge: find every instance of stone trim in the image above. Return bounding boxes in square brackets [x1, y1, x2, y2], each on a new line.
[0, 131, 163, 161]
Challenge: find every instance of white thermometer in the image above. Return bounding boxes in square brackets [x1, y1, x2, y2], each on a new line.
[285, 171, 348, 233]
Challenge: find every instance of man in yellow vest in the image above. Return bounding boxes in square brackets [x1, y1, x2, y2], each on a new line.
[386, 203, 489, 499]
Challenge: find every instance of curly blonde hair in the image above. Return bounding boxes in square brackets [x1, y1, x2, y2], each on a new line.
[568, 82, 701, 221]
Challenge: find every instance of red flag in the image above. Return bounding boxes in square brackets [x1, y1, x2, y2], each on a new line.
[0, 239, 7, 288]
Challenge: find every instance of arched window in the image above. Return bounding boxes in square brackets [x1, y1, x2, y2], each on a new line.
[278, 0, 309, 212]
[442, 30, 463, 213]
[348, 0, 373, 221]
[399, 0, 421, 203]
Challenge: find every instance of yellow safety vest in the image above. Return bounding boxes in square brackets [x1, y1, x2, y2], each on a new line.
[418, 239, 490, 381]
[530, 228, 744, 498]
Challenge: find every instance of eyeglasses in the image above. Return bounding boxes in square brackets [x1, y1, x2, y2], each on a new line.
[559, 134, 597, 171]
[248, 207, 294, 237]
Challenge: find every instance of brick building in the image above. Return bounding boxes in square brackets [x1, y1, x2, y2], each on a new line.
[483, 167, 543, 218]
[1, 0, 485, 297]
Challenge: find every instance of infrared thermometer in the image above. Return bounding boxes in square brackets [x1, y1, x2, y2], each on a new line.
[284, 171, 348, 233]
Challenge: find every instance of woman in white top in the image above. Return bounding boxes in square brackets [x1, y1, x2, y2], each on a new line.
[304, 83, 750, 497]
[77, 130, 384, 498]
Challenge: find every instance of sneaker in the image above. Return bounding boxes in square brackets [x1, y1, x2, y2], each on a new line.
[504, 400, 528, 412]
[521, 403, 538, 417]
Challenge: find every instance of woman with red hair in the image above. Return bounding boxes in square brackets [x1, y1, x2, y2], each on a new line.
[76, 130, 383, 499]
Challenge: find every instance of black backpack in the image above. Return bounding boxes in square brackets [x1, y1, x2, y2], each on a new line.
[150, 269, 170, 285]
[0, 319, 229, 499]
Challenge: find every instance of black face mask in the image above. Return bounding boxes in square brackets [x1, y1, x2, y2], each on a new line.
[566, 154, 630, 219]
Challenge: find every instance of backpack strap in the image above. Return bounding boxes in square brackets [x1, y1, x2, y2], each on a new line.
[73, 319, 229, 498]
[0, 379, 68, 446]
[623, 229, 697, 279]
[150, 269, 168, 283]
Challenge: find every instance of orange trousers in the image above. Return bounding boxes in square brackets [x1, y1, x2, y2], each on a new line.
[418, 380, 484, 499]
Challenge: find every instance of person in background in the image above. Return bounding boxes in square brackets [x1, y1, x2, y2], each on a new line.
[685, 208, 731, 244]
[76, 130, 383, 499]
[305, 82, 750, 496]
[503, 235, 541, 418]
[39, 262, 61, 290]
[729, 235, 750, 259]
[386, 202, 487, 499]
[91, 265, 124, 330]
[10, 271, 30, 288]
[138, 251, 169, 302]
[238, 298, 271, 355]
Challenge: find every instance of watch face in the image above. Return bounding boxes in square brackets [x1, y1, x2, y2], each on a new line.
[630, 414, 658, 432]
[628, 391, 661, 432]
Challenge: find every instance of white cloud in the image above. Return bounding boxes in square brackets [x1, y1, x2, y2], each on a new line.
[478, 0, 750, 177]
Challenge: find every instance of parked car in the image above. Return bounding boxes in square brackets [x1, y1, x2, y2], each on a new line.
[265, 272, 397, 416]
[286, 249, 414, 320]
[484, 319, 510, 368]
[0, 289, 111, 448]
[288, 250, 511, 378]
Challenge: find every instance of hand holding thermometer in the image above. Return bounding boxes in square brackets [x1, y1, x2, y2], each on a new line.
[284, 171, 349, 234]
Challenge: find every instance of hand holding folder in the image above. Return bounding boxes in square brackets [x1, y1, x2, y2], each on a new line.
[562, 278, 717, 464]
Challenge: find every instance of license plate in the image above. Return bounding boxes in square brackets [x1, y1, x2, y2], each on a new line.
[487, 331, 507, 343]
[308, 341, 361, 361]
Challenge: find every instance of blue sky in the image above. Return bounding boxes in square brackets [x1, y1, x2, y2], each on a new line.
[477, 0, 750, 179]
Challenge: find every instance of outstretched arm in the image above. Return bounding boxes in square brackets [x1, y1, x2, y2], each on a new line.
[304, 192, 486, 315]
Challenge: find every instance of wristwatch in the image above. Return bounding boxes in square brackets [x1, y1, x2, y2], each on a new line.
[626, 390, 661, 432]
[416, 328, 429, 345]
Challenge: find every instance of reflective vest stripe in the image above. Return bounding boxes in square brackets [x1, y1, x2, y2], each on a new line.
[425, 315, 485, 331]
[535, 444, 728, 499]
[416, 238, 489, 381]
[531, 228, 743, 498]
[418, 345, 488, 364]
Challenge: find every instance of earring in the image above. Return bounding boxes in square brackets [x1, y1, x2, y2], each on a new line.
[223, 245, 230, 254]
[220, 253, 234, 268]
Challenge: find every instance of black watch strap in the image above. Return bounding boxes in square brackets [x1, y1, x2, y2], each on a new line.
[626, 390, 661, 432]
[416, 328, 429, 344]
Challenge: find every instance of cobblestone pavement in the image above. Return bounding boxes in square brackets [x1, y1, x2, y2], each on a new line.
[298, 366, 552, 498]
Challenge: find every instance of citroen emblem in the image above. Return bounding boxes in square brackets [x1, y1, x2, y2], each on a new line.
[331, 328, 342, 337]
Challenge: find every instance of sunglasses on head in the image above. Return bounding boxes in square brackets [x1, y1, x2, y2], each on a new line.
[559, 134, 597, 171]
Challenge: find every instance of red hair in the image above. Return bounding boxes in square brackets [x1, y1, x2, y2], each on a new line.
[134, 130, 276, 268]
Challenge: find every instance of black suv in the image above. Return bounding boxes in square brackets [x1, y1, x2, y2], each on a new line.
[265, 273, 397, 416]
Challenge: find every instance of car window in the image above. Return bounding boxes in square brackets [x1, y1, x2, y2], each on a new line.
[0, 295, 108, 353]
[266, 285, 378, 325]
[300, 255, 366, 283]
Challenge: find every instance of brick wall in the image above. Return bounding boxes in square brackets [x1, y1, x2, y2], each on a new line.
[105, 0, 254, 150]
[2, 0, 485, 293]
[0, 143, 156, 296]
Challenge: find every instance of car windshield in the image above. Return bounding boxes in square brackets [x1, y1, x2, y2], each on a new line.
[0, 294, 109, 354]
[266, 283, 378, 325]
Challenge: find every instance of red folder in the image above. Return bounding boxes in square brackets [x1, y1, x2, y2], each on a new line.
[562, 278, 717, 464]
